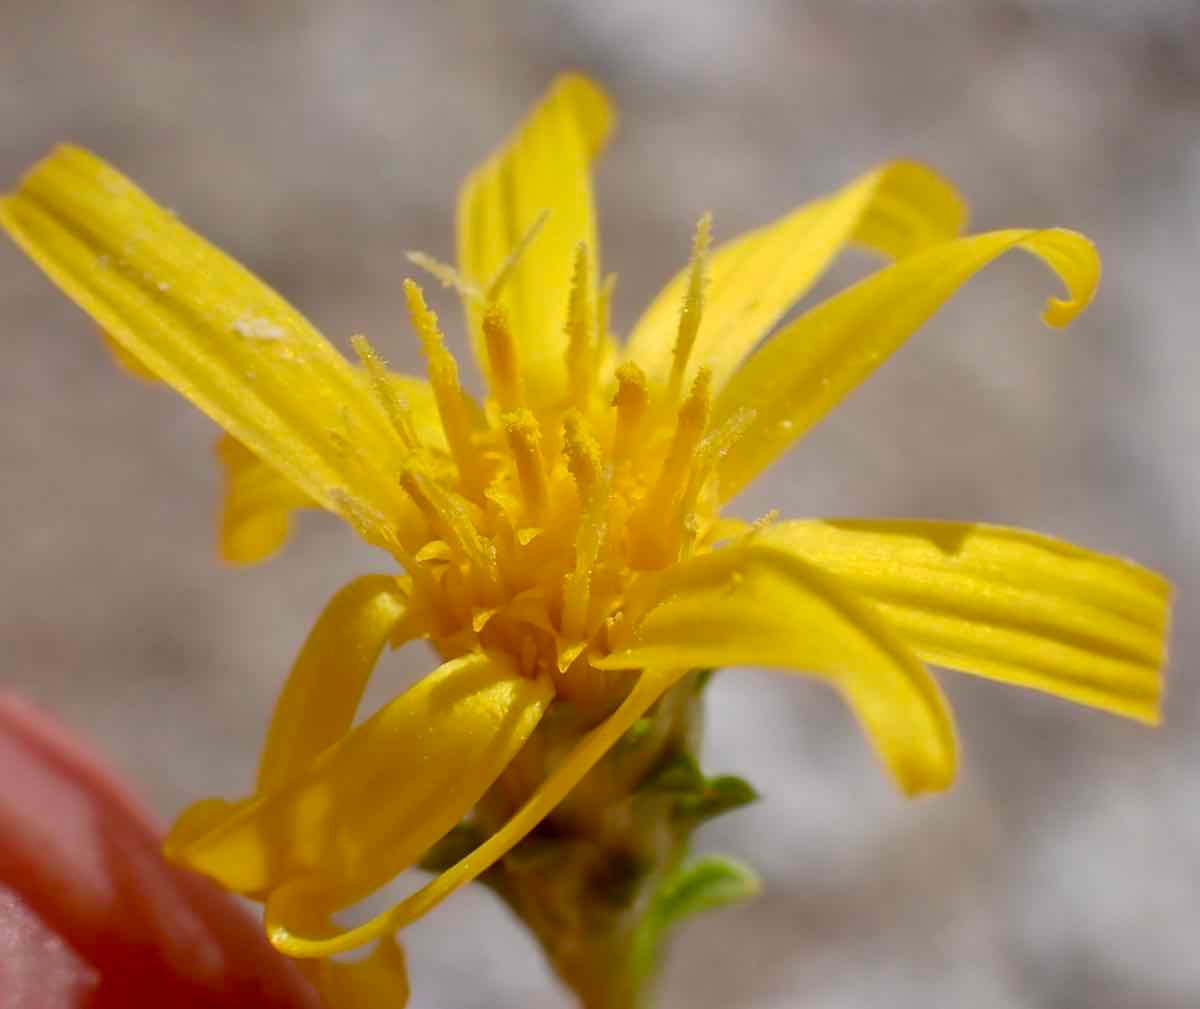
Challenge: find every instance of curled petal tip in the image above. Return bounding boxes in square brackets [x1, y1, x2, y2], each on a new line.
[1035, 228, 1101, 328]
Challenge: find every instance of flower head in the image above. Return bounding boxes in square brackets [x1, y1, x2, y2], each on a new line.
[1, 75, 1170, 1004]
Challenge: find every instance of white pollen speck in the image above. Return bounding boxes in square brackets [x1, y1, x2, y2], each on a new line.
[157, 281, 171, 292]
[232, 317, 286, 341]
[780, 419, 794, 430]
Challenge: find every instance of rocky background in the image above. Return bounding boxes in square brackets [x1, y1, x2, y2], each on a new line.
[2, 2, 1198, 1007]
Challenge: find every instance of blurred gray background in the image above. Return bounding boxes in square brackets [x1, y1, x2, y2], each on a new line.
[2, 1, 1198, 1007]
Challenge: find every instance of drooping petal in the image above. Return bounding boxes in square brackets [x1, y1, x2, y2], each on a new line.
[457, 75, 614, 405]
[0, 146, 409, 547]
[711, 228, 1100, 500]
[596, 538, 957, 795]
[173, 574, 417, 1003]
[166, 652, 553, 909]
[266, 666, 683, 958]
[625, 161, 967, 391]
[164, 575, 417, 858]
[764, 520, 1170, 724]
[255, 575, 415, 794]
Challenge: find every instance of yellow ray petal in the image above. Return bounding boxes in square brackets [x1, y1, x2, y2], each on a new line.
[256, 575, 415, 794]
[99, 326, 160, 381]
[595, 538, 956, 795]
[215, 435, 317, 564]
[765, 520, 1170, 724]
[166, 652, 553, 906]
[0, 146, 408, 547]
[457, 75, 614, 406]
[266, 665, 683, 958]
[165, 575, 416, 853]
[624, 161, 967, 392]
[215, 370, 446, 565]
[712, 228, 1100, 501]
[304, 934, 409, 1009]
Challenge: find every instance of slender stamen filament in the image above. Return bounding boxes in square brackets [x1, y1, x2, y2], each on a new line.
[658, 367, 713, 495]
[629, 368, 713, 567]
[486, 208, 551, 302]
[677, 407, 756, 558]
[350, 334, 419, 450]
[564, 243, 595, 403]
[561, 412, 607, 640]
[399, 467, 497, 591]
[404, 250, 483, 302]
[404, 279, 485, 496]
[667, 212, 713, 403]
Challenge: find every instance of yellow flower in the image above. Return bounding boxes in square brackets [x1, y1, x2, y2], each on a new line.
[1, 74, 1169, 1004]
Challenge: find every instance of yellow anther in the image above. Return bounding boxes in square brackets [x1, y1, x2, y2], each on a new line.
[668, 212, 712, 402]
[486, 208, 551, 302]
[405, 251, 482, 302]
[562, 411, 601, 499]
[482, 304, 524, 411]
[564, 243, 594, 401]
[350, 334, 419, 450]
[503, 409, 549, 521]
[404, 279, 485, 495]
[611, 362, 649, 467]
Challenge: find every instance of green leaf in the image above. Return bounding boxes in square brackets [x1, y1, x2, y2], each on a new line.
[675, 774, 760, 822]
[617, 716, 654, 750]
[652, 855, 761, 926]
[631, 854, 760, 986]
[643, 753, 705, 793]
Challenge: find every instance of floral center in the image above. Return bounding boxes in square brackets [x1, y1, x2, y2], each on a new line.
[366, 236, 744, 705]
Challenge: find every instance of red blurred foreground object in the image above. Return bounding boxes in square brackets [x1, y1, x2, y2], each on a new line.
[0, 693, 322, 1009]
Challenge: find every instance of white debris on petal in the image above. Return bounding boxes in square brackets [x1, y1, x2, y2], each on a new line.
[232, 317, 287, 341]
